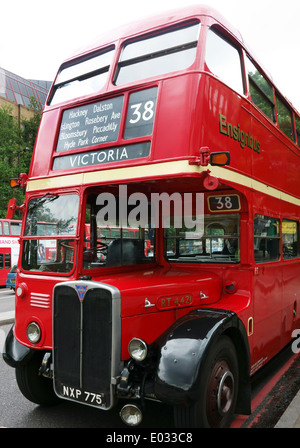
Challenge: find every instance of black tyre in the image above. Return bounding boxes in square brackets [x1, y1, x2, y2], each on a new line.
[174, 336, 239, 428]
[15, 351, 60, 406]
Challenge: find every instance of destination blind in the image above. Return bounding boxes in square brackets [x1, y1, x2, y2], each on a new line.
[54, 87, 157, 170]
[56, 96, 124, 152]
[52, 142, 151, 170]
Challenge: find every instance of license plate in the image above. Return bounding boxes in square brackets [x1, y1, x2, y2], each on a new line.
[60, 384, 105, 407]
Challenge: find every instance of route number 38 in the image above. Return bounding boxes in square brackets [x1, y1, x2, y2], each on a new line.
[129, 101, 155, 124]
[124, 87, 158, 139]
[208, 194, 241, 212]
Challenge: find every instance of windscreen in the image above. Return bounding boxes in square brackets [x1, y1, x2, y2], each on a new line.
[22, 194, 79, 273]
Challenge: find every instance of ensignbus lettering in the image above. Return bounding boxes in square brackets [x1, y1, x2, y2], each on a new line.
[219, 113, 261, 153]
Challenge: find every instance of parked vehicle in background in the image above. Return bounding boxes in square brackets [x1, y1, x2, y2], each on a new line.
[6, 265, 17, 290]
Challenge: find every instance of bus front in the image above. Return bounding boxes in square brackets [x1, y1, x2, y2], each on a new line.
[3, 6, 252, 428]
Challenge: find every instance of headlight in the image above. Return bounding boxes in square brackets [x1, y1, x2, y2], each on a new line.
[120, 404, 143, 426]
[128, 338, 148, 361]
[27, 322, 41, 343]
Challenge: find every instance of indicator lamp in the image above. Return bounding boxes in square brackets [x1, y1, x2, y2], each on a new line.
[16, 283, 28, 299]
[210, 152, 230, 166]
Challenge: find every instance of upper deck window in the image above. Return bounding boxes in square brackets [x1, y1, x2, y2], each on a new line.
[3, 222, 9, 235]
[295, 115, 300, 147]
[205, 29, 244, 94]
[114, 21, 200, 85]
[246, 57, 275, 122]
[10, 221, 21, 236]
[275, 94, 295, 141]
[49, 47, 115, 105]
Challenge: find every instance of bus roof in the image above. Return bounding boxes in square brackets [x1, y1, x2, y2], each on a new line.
[61, 4, 298, 113]
[62, 5, 245, 64]
[58, 5, 290, 104]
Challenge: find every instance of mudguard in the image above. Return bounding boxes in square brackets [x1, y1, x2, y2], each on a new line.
[2, 325, 34, 368]
[154, 308, 251, 415]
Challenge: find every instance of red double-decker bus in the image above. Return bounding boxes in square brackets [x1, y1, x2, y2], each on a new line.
[3, 6, 300, 428]
[0, 218, 21, 286]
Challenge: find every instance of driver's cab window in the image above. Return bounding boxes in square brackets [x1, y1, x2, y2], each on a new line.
[83, 193, 155, 269]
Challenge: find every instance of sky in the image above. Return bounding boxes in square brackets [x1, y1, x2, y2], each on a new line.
[1, 0, 299, 111]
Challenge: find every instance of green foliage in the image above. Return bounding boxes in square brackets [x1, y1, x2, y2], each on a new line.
[22, 97, 42, 149]
[0, 99, 41, 218]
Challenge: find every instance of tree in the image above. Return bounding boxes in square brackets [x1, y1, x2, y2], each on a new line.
[22, 97, 42, 150]
[0, 105, 22, 217]
[0, 99, 41, 218]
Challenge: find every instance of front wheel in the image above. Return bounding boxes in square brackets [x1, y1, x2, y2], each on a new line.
[174, 336, 239, 428]
[15, 351, 60, 406]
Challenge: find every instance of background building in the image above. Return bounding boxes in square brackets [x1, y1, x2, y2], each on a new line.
[0, 67, 51, 121]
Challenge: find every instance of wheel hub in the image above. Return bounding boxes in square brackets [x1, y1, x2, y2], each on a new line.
[207, 360, 235, 426]
[217, 370, 234, 416]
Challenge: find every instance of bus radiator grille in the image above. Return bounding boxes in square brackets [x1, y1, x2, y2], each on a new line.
[53, 284, 113, 406]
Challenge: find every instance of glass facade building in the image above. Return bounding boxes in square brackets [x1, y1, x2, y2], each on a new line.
[0, 67, 51, 108]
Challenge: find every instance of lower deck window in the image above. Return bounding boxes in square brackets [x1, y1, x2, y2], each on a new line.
[165, 213, 240, 264]
[282, 219, 299, 259]
[83, 194, 155, 269]
[254, 215, 280, 262]
[0, 253, 11, 269]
